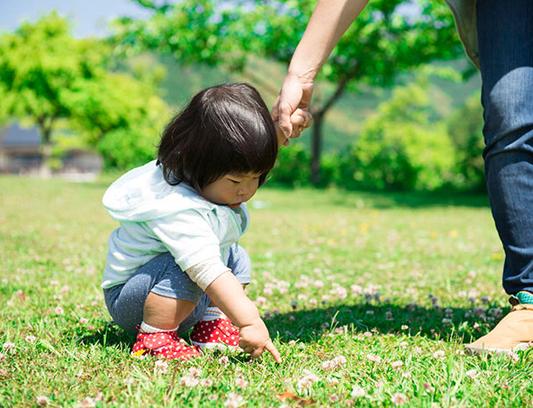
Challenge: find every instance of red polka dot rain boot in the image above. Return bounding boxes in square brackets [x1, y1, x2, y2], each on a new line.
[190, 318, 240, 350]
[131, 330, 201, 360]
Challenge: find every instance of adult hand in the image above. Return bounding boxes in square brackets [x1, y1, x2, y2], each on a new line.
[272, 72, 314, 144]
[239, 317, 282, 363]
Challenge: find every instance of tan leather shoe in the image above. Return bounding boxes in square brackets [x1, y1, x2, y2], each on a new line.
[465, 303, 533, 354]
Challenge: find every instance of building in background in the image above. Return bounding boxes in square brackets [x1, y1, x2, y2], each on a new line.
[0, 123, 102, 180]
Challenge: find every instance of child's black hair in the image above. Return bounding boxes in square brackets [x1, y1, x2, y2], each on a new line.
[157, 83, 278, 190]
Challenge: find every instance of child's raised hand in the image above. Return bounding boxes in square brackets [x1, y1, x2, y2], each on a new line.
[239, 317, 282, 363]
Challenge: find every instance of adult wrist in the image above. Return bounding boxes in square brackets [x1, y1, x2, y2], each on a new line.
[286, 67, 317, 85]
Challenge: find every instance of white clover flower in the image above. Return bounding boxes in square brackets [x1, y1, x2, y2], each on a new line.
[350, 386, 366, 398]
[391, 360, 403, 369]
[224, 392, 244, 408]
[391, 393, 408, 405]
[154, 359, 168, 374]
[465, 369, 478, 379]
[36, 396, 49, 406]
[366, 353, 382, 363]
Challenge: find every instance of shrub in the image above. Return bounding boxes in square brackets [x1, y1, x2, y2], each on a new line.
[268, 143, 311, 187]
[447, 93, 485, 191]
[97, 128, 158, 170]
[337, 83, 455, 191]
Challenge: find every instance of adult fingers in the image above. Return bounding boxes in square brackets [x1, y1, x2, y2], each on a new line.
[275, 122, 289, 147]
[271, 96, 281, 122]
[278, 101, 294, 139]
[276, 74, 305, 137]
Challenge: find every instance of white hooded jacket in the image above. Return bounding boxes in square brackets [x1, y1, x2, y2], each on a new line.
[101, 160, 248, 291]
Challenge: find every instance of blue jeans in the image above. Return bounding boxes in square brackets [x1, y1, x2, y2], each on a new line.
[477, 0, 533, 294]
[103, 244, 251, 334]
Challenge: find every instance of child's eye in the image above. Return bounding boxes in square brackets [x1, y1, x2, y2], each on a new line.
[228, 179, 241, 184]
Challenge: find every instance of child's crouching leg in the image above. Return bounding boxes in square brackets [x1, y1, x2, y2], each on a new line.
[132, 293, 202, 360]
[143, 293, 196, 330]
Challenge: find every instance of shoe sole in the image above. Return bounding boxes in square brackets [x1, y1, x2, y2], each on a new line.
[464, 342, 531, 355]
[191, 341, 239, 351]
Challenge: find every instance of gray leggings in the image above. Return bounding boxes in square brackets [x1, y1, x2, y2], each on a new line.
[103, 244, 251, 335]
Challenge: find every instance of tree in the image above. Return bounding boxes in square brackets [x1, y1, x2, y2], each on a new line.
[0, 13, 105, 168]
[63, 71, 171, 169]
[247, 0, 464, 184]
[111, 0, 249, 71]
[0, 13, 171, 171]
[113, 0, 464, 185]
[338, 81, 455, 190]
[63, 72, 169, 144]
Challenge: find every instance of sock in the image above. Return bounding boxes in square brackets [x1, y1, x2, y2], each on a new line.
[201, 306, 226, 322]
[140, 321, 179, 333]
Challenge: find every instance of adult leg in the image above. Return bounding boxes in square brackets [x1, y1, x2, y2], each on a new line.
[465, 0, 533, 353]
[477, 0, 533, 295]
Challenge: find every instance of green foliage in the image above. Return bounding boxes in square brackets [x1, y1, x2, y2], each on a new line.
[115, 0, 466, 185]
[63, 71, 169, 141]
[97, 127, 158, 170]
[249, 0, 462, 88]
[0, 13, 171, 171]
[337, 83, 455, 191]
[0, 12, 105, 143]
[269, 144, 311, 187]
[112, 0, 249, 70]
[447, 93, 485, 191]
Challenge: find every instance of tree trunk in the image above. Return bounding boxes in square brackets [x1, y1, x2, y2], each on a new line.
[309, 75, 351, 186]
[310, 112, 324, 185]
[37, 119, 54, 177]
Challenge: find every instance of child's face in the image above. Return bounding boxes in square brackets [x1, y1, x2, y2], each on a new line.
[201, 172, 261, 208]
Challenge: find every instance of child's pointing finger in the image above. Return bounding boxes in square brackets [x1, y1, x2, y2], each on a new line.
[264, 339, 282, 363]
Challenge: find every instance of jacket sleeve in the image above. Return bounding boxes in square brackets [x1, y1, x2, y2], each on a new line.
[146, 210, 230, 290]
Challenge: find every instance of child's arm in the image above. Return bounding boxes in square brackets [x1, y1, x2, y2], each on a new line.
[205, 272, 281, 363]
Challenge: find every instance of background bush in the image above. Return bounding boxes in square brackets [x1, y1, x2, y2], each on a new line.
[269, 144, 311, 187]
[334, 83, 455, 191]
[446, 93, 485, 191]
[97, 127, 159, 170]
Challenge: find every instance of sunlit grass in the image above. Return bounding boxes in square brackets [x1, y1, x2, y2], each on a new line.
[0, 176, 530, 407]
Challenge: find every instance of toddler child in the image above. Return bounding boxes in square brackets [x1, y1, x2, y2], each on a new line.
[102, 83, 281, 362]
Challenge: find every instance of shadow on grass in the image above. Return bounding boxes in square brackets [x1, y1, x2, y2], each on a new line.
[256, 187, 490, 210]
[75, 321, 135, 350]
[331, 189, 490, 210]
[264, 302, 501, 344]
[74, 302, 502, 349]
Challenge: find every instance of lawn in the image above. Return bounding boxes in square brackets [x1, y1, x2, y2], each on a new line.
[0, 176, 531, 407]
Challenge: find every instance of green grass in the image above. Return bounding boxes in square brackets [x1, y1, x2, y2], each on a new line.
[0, 176, 531, 407]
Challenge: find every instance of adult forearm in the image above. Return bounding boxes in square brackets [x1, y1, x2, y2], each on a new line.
[205, 271, 260, 327]
[288, 0, 369, 80]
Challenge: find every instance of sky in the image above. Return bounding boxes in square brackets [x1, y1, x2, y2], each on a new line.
[0, 0, 150, 37]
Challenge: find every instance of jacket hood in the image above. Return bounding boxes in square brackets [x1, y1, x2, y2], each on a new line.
[102, 160, 213, 222]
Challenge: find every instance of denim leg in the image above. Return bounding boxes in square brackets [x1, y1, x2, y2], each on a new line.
[104, 245, 252, 334]
[178, 244, 252, 335]
[103, 253, 204, 332]
[477, 0, 533, 294]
